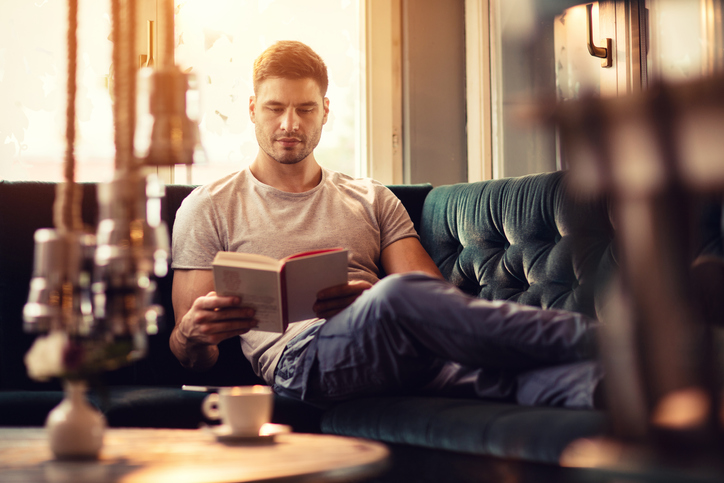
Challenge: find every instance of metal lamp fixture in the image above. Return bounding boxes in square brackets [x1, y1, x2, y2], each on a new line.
[135, 0, 205, 167]
[24, 0, 200, 372]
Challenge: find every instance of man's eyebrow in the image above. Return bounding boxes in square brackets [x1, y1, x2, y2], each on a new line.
[262, 100, 319, 107]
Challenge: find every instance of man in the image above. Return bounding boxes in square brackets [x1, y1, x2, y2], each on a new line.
[171, 41, 601, 408]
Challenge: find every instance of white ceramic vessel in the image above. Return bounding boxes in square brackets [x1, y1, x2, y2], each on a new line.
[45, 380, 106, 459]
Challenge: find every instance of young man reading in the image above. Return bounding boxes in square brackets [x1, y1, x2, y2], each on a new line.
[170, 41, 602, 408]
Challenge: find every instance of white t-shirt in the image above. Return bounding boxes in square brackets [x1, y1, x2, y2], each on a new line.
[171, 167, 418, 383]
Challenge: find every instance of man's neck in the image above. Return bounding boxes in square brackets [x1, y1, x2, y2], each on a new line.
[249, 155, 323, 193]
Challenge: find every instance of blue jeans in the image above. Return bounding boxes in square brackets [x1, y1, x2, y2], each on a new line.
[273, 272, 602, 408]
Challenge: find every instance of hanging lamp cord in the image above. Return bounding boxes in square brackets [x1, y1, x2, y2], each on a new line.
[54, 0, 82, 234]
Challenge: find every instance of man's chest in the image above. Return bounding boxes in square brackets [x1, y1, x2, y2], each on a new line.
[226, 200, 380, 259]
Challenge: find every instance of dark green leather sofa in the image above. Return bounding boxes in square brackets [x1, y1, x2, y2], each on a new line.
[1, 172, 721, 475]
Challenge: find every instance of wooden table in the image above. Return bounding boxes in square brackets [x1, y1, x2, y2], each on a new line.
[0, 427, 390, 483]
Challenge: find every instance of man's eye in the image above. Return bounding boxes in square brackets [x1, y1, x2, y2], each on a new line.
[268, 108, 283, 112]
[298, 109, 313, 114]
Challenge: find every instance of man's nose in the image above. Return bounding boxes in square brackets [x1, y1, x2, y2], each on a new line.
[280, 109, 299, 132]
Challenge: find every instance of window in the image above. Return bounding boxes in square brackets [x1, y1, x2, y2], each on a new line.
[0, 1, 114, 182]
[647, 0, 724, 83]
[487, 0, 558, 178]
[172, 0, 363, 184]
[0, 0, 366, 184]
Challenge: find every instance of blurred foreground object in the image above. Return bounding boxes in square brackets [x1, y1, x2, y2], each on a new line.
[23, 0, 172, 379]
[557, 75, 724, 478]
[134, 0, 204, 167]
[135, 65, 205, 166]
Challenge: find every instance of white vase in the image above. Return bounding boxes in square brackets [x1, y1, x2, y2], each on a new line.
[45, 380, 106, 459]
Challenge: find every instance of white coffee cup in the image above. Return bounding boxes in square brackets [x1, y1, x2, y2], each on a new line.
[202, 385, 274, 436]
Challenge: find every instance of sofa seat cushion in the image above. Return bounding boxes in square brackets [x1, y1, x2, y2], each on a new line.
[0, 387, 324, 433]
[101, 387, 324, 432]
[0, 390, 64, 426]
[94, 386, 209, 428]
[320, 396, 607, 464]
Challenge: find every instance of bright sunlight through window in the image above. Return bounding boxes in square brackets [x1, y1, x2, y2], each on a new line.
[0, 0, 363, 184]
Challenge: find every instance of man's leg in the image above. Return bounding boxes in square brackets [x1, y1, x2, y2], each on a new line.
[420, 360, 603, 408]
[277, 272, 599, 405]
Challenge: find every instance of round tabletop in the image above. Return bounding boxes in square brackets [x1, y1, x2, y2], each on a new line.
[0, 427, 390, 483]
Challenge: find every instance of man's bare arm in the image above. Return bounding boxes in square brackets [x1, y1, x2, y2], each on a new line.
[171, 269, 258, 371]
[314, 237, 443, 319]
[380, 236, 443, 279]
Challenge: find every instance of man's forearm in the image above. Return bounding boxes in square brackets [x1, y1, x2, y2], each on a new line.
[170, 325, 219, 371]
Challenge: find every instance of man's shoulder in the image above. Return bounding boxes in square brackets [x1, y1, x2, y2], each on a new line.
[188, 170, 248, 200]
[176, 171, 248, 220]
[323, 168, 390, 196]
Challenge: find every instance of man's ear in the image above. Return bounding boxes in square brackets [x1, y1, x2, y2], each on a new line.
[249, 96, 257, 123]
[322, 97, 330, 125]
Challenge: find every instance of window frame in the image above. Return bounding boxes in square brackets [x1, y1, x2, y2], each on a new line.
[464, 0, 493, 182]
[364, 0, 403, 185]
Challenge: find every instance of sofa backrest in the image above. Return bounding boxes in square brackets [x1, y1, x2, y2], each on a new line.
[0, 181, 248, 390]
[419, 171, 723, 319]
[0, 180, 432, 390]
[2, 174, 720, 390]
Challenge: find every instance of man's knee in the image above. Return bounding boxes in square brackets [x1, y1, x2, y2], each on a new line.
[321, 274, 428, 334]
[368, 272, 437, 304]
[335, 272, 451, 333]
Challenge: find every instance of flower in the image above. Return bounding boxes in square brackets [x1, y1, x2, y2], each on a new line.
[24, 330, 69, 382]
[25, 329, 136, 382]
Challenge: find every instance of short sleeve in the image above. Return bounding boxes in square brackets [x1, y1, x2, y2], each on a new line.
[375, 184, 419, 251]
[171, 187, 225, 269]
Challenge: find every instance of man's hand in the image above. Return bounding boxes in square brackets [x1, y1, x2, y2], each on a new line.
[171, 270, 257, 371]
[313, 280, 373, 319]
[176, 291, 258, 347]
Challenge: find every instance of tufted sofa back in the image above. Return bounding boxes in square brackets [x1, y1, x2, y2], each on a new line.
[421, 171, 616, 318]
[2, 173, 721, 390]
[419, 170, 724, 319]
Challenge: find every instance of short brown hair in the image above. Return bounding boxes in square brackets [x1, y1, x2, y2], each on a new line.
[253, 41, 329, 96]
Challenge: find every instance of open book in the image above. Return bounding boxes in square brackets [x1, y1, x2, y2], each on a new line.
[212, 248, 349, 333]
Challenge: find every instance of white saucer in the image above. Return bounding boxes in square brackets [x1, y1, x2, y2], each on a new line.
[205, 423, 292, 444]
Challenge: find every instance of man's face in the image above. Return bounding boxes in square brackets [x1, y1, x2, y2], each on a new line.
[250, 77, 329, 165]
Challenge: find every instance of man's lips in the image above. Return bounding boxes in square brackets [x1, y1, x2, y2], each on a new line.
[276, 137, 302, 148]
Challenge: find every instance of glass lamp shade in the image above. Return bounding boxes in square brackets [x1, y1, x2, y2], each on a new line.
[135, 66, 206, 166]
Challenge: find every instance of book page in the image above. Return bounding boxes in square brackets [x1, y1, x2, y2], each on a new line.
[213, 251, 281, 270]
[283, 249, 349, 323]
[212, 265, 285, 333]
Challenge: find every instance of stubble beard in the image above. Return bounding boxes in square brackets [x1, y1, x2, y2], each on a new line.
[257, 125, 323, 165]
